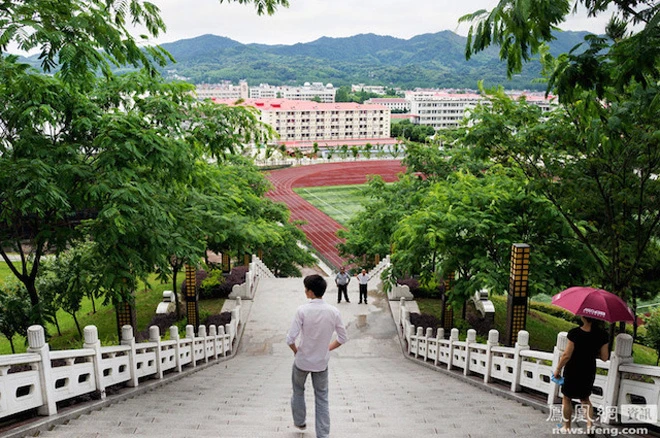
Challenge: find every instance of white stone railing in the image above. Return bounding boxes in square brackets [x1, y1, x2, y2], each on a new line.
[398, 298, 658, 427]
[0, 299, 242, 421]
[230, 255, 275, 299]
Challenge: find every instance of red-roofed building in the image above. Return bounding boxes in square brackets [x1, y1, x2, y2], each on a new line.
[213, 98, 394, 151]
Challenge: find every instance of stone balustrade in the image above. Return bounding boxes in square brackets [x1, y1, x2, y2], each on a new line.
[230, 254, 276, 299]
[398, 298, 658, 427]
[0, 299, 241, 421]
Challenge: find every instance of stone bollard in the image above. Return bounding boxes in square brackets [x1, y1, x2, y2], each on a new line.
[511, 330, 530, 392]
[209, 325, 218, 359]
[484, 329, 499, 383]
[27, 325, 56, 416]
[120, 325, 138, 387]
[186, 324, 196, 367]
[84, 325, 107, 399]
[198, 325, 209, 363]
[447, 328, 459, 370]
[603, 333, 634, 424]
[357, 313, 367, 328]
[149, 326, 164, 379]
[170, 325, 182, 372]
[465, 329, 476, 376]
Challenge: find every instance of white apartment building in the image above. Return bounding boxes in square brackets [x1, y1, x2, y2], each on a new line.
[407, 91, 482, 130]
[249, 82, 336, 103]
[195, 80, 248, 100]
[364, 98, 410, 112]
[352, 84, 387, 95]
[213, 98, 395, 150]
[406, 90, 556, 130]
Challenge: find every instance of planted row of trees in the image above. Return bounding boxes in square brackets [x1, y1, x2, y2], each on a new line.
[0, 0, 312, 352]
[340, 0, 660, 331]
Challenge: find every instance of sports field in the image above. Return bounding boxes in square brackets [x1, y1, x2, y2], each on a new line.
[293, 184, 366, 226]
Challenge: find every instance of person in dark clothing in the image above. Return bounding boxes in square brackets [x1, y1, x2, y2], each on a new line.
[554, 316, 609, 432]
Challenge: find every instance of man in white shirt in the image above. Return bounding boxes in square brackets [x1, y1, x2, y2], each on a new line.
[357, 268, 370, 304]
[286, 275, 348, 438]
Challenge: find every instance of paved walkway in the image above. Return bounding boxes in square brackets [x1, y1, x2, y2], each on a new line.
[29, 277, 554, 438]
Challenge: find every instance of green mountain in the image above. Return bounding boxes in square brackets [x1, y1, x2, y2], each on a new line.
[15, 30, 591, 90]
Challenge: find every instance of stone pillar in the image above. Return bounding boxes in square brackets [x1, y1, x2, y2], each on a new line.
[186, 325, 196, 367]
[447, 328, 459, 370]
[505, 244, 530, 346]
[548, 332, 568, 405]
[149, 326, 163, 379]
[121, 325, 138, 387]
[209, 325, 219, 359]
[198, 325, 209, 364]
[602, 333, 634, 424]
[83, 325, 106, 399]
[511, 330, 530, 392]
[185, 264, 199, 331]
[434, 328, 445, 366]
[169, 325, 182, 372]
[218, 325, 227, 357]
[27, 325, 56, 416]
[464, 329, 476, 376]
[441, 272, 455, 332]
[484, 329, 499, 383]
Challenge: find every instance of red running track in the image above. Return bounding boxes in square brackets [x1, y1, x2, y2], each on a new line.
[266, 160, 405, 269]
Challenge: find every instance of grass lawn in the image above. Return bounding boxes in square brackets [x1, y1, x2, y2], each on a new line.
[0, 260, 13, 286]
[417, 295, 659, 365]
[0, 272, 225, 355]
[294, 184, 367, 226]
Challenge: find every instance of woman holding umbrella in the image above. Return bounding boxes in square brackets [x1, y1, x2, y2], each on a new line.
[552, 286, 635, 432]
[554, 316, 609, 432]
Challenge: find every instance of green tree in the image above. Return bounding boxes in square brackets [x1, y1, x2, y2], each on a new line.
[0, 285, 31, 353]
[644, 308, 660, 365]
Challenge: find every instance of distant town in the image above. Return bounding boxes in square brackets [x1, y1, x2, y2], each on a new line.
[196, 80, 555, 154]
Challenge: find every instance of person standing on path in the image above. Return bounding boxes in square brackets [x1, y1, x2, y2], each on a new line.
[286, 275, 348, 438]
[335, 267, 351, 303]
[357, 268, 370, 304]
[553, 316, 609, 432]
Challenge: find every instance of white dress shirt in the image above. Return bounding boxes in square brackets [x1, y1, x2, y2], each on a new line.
[286, 299, 348, 372]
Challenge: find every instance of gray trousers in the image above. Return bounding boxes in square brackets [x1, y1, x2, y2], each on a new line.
[291, 364, 330, 438]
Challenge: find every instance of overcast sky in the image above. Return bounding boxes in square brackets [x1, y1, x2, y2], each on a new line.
[142, 0, 609, 46]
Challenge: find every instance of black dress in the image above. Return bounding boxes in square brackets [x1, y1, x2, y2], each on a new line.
[561, 326, 609, 399]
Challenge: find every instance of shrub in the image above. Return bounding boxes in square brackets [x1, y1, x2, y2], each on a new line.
[397, 277, 443, 298]
[214, 266, 248, 298]
[529, 301, 580, 324]
[200, 269, 226, 299]
[136, 312, 178, 342]
[409, 312, 442, 337]
[203, 312, 232, 328]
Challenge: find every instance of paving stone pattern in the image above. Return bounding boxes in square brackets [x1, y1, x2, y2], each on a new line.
[32, 277, 555, 437]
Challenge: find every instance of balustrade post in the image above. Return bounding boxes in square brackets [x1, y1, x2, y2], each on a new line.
[425, 328, 433, 361]
[186, 325, 196, 367]
[83, 325, 107, 399]
[484, 329, 499, 383]
[225, 323, 232, 354]
[414, 327, 423, 358]
[434, 328, 444, 366]
[148, 326, 164, 379]
[602, 333, 634, 425]
[465, 329, 476, 376]
[218, 326, 227, 357]
[447, 328, 459, 370]
[27, 325, 57, 416]
[121, 325, 138, 387]
[170, 326, 182, 372]
[511, 330, 530, 392]
[548, 332, 568, 405]
[209, 325, 218, 359]
[198, 326, 209, 363]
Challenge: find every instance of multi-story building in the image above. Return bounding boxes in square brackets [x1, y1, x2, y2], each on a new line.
[364, 98, 410, 112]
[249, 82, 336, 103]
[213, 98, 395, 151]
[406, 90, 556, 130]
[195, 80, 248, 100]
[352, 84, 387, 95]
[407, 91, 482, 130]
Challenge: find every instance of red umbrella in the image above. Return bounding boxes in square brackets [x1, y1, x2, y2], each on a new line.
[551, 287, 635, 323]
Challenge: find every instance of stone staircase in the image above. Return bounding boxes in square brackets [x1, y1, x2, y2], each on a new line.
[25, 276, 554, 437]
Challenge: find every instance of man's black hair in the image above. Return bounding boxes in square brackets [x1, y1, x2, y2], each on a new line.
[304, 274, 327, 298]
